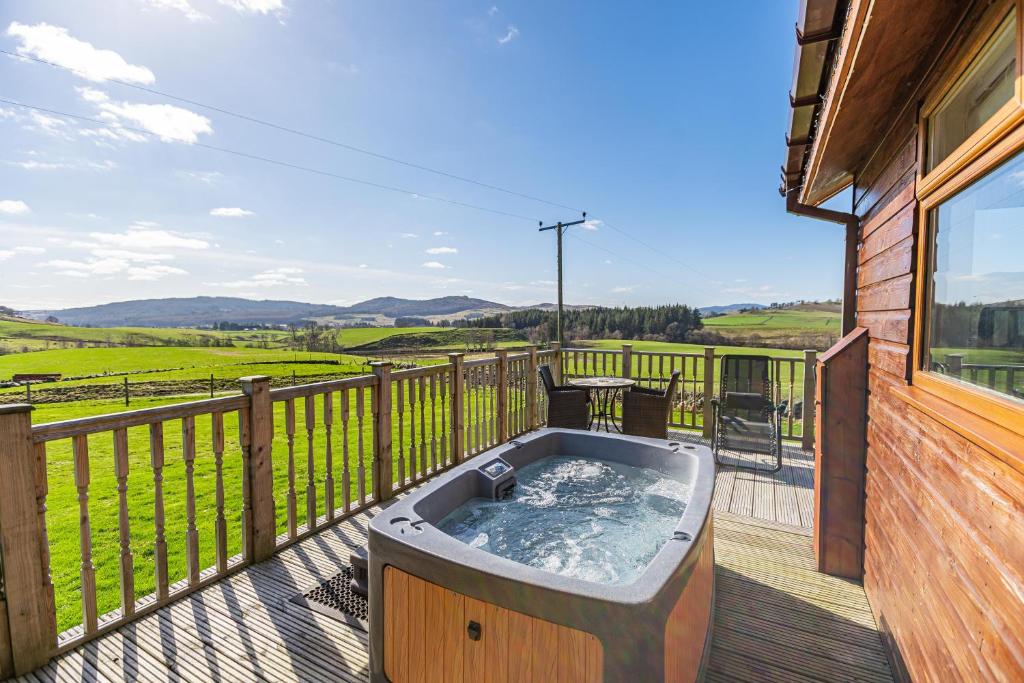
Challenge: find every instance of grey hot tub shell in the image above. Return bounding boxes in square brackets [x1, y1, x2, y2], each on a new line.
[368, 428, 715, 682]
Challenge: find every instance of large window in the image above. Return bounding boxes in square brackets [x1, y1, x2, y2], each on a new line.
[926, 11, 1016, 173]
[923, 151, 1024, 403]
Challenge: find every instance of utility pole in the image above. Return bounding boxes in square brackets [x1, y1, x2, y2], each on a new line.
[539, 212, 587, 346]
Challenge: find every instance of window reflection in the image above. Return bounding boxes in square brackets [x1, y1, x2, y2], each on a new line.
[926, 149, 1024, 401]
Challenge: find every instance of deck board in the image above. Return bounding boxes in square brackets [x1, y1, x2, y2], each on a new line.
[18, 435, 890, 683]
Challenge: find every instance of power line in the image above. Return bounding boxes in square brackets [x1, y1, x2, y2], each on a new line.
[0, 97, 540, 222]
[594, 218, 717, 281]
[1, 48, 582, 213]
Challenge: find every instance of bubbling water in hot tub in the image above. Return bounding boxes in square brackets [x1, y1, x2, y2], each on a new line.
[437, 456, 691, 586]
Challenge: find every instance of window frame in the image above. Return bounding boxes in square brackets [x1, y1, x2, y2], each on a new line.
[917, 1, 1024, 199]
[913, 0, 1024, 438]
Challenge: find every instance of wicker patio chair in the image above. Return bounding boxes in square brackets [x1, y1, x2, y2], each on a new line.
[539, 364, 590, 430]
[622, 370, 681, 439]
[711, 354, 783, 472]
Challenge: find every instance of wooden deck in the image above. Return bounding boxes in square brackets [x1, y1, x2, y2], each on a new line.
[16, 442, 889, 683]
[674, 432, 815, 529]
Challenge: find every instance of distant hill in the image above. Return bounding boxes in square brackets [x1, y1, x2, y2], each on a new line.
[699, 303, 767, 316]
[29, 295, 547, 328]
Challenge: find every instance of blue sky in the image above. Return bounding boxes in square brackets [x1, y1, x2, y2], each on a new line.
[0, 0, 844, 311]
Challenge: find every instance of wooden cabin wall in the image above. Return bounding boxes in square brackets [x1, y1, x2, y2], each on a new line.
[852, 107, 1024, 681]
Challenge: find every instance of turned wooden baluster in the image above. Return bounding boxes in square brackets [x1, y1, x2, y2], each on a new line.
[150, 423, 169, 601]
[429, 374, 438, 473]
[396, 380, 406, 486]
[72, 435, 98, 633]
[418, 376, 427, 478]
[304, 395, 317, 530]
[113, 428, 135, 616]
[182, 416, 200, 585]
[356, 385, 366, 506]
[237, 408, 253, 561]
[323, 391, 335, 520]
[284, 398, 298, 539]
[33, 442, 56, 643]
[212, 412, 228, 573]
[439, 373, 448, 466]
[341, 389, 351, 513]
[407, 377, 418, 481]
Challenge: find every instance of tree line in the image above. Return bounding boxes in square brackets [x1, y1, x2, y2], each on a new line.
[456, 304, 703, 343]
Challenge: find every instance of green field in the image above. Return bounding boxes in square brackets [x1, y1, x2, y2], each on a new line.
[701, 307, 841, 348]
[0, 318, 291, 353]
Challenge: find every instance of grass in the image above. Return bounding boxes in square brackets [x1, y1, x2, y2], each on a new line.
[0, 318, 290, 352]
[701, 308, 841, 347]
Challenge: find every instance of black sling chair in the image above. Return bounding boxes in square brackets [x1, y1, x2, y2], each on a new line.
[710, 354, 783, 473]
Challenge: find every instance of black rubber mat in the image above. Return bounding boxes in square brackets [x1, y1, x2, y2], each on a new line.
[289, 566, 368, 632]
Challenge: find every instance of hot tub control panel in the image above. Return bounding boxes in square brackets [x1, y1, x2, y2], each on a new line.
[479, 457, 516, 500]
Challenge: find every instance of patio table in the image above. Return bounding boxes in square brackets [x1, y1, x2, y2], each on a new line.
[568, 376, 636, 432]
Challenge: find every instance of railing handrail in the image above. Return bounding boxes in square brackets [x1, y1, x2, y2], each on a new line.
[31, 394, 249, 442]
[268, 373, 378, 402]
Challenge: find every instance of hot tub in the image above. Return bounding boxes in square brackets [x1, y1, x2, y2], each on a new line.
[368, 428, 715, 682]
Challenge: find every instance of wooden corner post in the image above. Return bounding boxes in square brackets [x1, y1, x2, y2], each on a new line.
[526, 346, 539, 429]
[448, 354, 466, 462]
[622, 344, 633, 379]
[371, 362, 394, 502]
[240, 376, 276, 562]
[702, 347, 716, 438]
[0, 404, 55, 676]
[495, 350, 509, 444]
[550, 342, 563, 385]
[802, 350, 818, 451]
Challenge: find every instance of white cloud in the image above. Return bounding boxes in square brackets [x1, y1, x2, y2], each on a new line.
[421, 261, 447, 269]
[358, 263, 368, 268]
[13, 246, 45, 254]
[42, 256, 186, 280]
[0, 200, 31, 215]
[25, 111, 72, 139]
[0, 250, 13, 260]
[75, 86, 109, 103]
[498, 25, 519, 45]
[400, 232, 418, 239]
[210, 207, 254, 217]
[90, 226, 210, 250]
[611, 285, 636, 293]
[218, 0, 286, 14]
[206, 266, 307, 288]
[96, 100, 213, 144]
[581, 219, 602, 231]
[139, 0, 209, 21]
[177, 170, 223, 184]
[425, 246, 458, 255]
[89, 248, 173, 262]
[488, 6, 499, 16]
[432, 230, 448, 236]
[6, 22, 156, 84]
[6, 157, 116, 172]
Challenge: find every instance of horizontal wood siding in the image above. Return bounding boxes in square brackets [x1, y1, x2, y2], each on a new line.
[854, 100, 1024, 680]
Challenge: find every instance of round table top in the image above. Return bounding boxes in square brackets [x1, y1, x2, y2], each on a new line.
[568, 376, 636, 389]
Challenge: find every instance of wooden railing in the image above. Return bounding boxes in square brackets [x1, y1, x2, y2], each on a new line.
[560, 344, 817, 444]
[0, 342, 813, 677]
[943, 354, 1024, 397]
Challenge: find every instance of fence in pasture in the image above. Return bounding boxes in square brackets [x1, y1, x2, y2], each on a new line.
[0, 342, 807, 676]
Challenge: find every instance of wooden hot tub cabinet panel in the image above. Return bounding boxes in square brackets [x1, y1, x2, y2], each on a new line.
[664, 517, 714, 682]
[383, 566, 602, 683]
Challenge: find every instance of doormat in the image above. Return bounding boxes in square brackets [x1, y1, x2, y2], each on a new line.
[290, 566, 368, 633]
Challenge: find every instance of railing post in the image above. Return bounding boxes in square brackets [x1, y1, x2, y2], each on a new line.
[947, 353, 964, 378]
[702, 347, 716, 438]
[449, 353, 466, 462]
[495, 350, 509, 444]
[526, 346, 539, 429]
[371, 362, 394, 502]
[240, 376, 276, 562]
[802, 350, 818, 451]
[0, 405, 55, 676]
[550, 342, 563, 385]
[622, 344, 633, 379]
